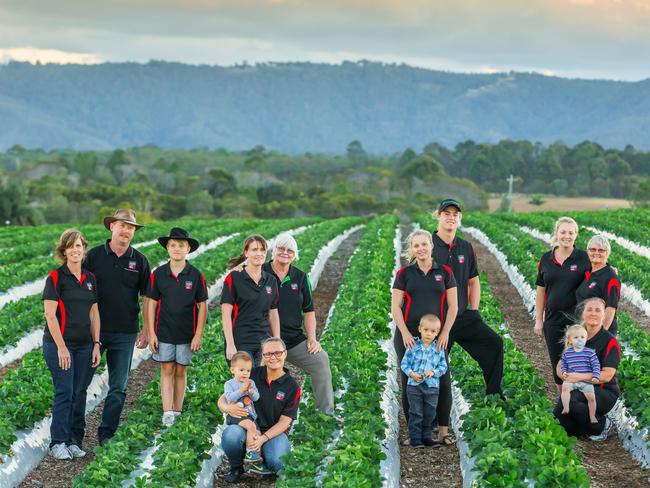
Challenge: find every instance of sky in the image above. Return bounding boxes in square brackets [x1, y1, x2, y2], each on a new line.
[1, 0, 649, 81]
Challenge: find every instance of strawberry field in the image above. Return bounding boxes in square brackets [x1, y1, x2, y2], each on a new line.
[0, 211, 649, 487]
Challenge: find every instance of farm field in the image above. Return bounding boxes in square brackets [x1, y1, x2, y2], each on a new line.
[487, 196, 632, 213]
[1, 212, 649, 487]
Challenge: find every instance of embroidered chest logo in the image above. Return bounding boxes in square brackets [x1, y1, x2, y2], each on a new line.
[275, 391, 286, 401]
[589, 282, 597, 289]
[434, 274, 443, 282]
[570, 264, 578, 272]
[128, 261, 137, 270]
[184, 281, 193, 290]
[291, 283, 299, 291]
[86, 282, 94, 291]
[265, 285, 273, 295]
[458, 254, 465, 264]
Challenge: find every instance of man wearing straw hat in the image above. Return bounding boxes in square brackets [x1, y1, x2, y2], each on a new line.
[84, 209, 152, 446]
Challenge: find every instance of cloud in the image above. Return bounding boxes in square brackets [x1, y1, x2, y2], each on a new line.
[0, 47, 102, 64]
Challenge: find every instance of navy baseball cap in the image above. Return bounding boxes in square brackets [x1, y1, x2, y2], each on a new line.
[437, 198, 462, 212]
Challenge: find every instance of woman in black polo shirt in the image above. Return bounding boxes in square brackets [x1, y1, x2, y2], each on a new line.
[221, 235, 281, 365]
[218, 337, 300, 482]
[42, 229, 101, 460]
[391, 229, 458, 444]
[553, 297, 620, 440]
[534, 217, 591, 391]
[576, 235, 620, 335]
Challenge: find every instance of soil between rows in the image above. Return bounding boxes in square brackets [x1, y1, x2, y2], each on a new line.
[214, 229, 362, 487]
[467, 234, 650, 488]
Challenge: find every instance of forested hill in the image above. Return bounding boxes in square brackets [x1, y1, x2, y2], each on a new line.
[1, 60, 650, 152]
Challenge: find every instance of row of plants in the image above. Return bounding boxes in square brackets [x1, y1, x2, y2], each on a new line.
[463, 214, 650, 441]
[0, 219, 299, 458]
[0, 219, 255, 353]
[72, 217, 352, 486]
[279, 215, 398, 487]
[0, 219, 231, 293]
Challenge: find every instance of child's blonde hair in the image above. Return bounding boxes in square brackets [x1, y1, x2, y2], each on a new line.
[419, 313, 441, 331]
[230, 351, 253, 367]
[564, 324, 588, 349]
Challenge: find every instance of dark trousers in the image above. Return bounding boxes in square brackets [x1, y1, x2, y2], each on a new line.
[436, 309, 504, 426]
[98, 332, 136, 441]
[43, 341, 95, 447]
[406, 384, 439, 443]
[553, 387, 618, 436]
[544, 322, 569, 385]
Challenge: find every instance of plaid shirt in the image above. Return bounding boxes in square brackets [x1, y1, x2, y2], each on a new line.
[400, 338, 448, 388]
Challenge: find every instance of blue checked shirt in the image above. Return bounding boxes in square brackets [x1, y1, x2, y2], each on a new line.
[400, 338, 448, 388]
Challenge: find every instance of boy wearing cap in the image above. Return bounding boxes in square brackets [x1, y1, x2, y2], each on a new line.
[431, 199, 504, 446]
[146, 228, 208, 427]
[85, 208, 151, 446]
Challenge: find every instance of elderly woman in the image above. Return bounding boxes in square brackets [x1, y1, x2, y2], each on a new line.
[553, 297, 620, 440]
[43, 229, 101, 460]
[262, 233, 335, 415]
[575, 235, 620, 335]
[218, 337, 300, 483]
[534, 217, 591, 391]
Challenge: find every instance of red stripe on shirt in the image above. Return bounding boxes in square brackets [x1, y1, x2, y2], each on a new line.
[584, 271, 591, 282]
[403, 291, 412, 323]
[440, 290, 447, 323]
[59, 298, 67, 336]
[225, 273, 233, 292]
[605, 337, 621, 361]
[607, 278, 621, 299]
[193, 300, 197, 334]
[80, 273, 86, 286]
[155, 299, 162, 334]
[291, 386, 301, 410]
[201, 274, 207, 294]
[232, 304, 239, 330]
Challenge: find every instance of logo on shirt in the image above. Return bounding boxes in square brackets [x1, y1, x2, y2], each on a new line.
[458, 254, 465, 264]
[128, 261, 137, 270]
[589, 282, 597, 289]
[184, 280, 193, 290]
[86, 282, 94, 291]
[434, 274, 443, 282]
[291, 283, 299, 291]
[265, 285, 273, 295]
[275, 391, 286, 401]
[570, 264, 578, 272]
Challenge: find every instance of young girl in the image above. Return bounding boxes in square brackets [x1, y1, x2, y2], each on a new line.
[560, 324, 601, 423]
[147, 228, 208, 427]
[400, 314, 448, 448]
[224, 351, 262, 463]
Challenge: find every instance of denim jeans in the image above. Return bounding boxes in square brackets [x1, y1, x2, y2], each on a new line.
[221, 424, 291, 472]
[97, 332, 136, 441]
[406, 383, 439, 443]
[43, 341, 96, 447]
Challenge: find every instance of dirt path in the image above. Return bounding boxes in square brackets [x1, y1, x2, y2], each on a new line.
[397, 225, 463, 488]
[20, 357, 160, 488]
[467, 234, 650, 488]
[0, 356, 23, 383]
[214, 229, 362, 487]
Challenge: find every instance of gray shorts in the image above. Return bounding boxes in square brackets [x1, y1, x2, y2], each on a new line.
[153, 342, 193, 365]
[564, 381, 595, 394]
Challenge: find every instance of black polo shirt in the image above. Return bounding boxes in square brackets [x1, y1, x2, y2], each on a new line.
[576, 265, 620, 335]
[587, 327, 620, 395]
[146, 262, 208, 344]
[251, 366, 300, 432]
[84, 240, 151, 334]
[392, 261, 457, 335]
[262, 262, 314, 350]
[536, 248, 591, 327]
[432, 233, 478, 315]
[42, 265, 97, 346]
[221, 269, 280, 352]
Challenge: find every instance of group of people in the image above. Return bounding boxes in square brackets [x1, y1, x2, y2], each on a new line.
[40, 201, 622, 481]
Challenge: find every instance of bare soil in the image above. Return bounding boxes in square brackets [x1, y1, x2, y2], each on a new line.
[20, 357, 160, 488]
[467, 234, 650, 488]
[488, 195, 631, 213]
[214, 229, 362, 487]
[0, 357, 23, 382]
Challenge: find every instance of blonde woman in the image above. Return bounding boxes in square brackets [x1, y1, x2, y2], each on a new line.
[534, 217, 590, 390]
[43, 229, 101, 460]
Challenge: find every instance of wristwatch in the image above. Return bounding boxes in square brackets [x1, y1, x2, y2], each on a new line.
[93, 341, 102, 346]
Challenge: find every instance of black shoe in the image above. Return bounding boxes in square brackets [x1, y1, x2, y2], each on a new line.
[224, 467, 244, 483]
[422, 438, 441, 448]
[410, 441, 424, 448]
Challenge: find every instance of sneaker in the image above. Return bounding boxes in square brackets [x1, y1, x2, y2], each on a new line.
[410, 441, 424, 448]
[49, 443, 72, 460]
[589, 417, 613, 442]
[248, 462, 273, 475]
[422, 438, 441, 448]
[244, 450, 262, 463]
[67, 444, 86, 458]
[224, 467, 244, 483]
[162, 412, 175, 427]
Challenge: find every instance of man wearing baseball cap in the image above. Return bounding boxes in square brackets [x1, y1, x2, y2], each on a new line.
[84, 209, 152, 446]
[431, 198, 504, 445]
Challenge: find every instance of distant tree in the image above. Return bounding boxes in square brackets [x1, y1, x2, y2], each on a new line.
[346, 140, 367, 162]
[205, 168, 236, 198]
[631, 178, 650, 208]
[399, 148, 417, 166]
